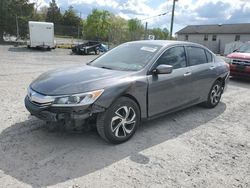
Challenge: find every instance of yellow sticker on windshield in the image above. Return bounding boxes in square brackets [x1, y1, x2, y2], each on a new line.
[141, 46, 158, 52]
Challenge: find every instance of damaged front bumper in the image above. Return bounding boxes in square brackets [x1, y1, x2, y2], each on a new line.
[24, 96, 105, 122]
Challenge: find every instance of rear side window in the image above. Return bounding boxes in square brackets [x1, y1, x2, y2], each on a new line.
[205, 50, 213, 62]
[156, 46, 187, 69]
[186, 46, 207, 66]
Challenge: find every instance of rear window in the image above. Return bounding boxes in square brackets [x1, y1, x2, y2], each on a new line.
[186, 46, 207, 66]
[205, 50, 213, 62]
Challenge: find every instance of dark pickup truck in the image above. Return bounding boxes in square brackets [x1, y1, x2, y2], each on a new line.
[72, 41, 108, 55]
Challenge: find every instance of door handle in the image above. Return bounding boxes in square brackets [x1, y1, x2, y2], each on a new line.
[184, 72, 192, 77]
[210, 66, 215, 70]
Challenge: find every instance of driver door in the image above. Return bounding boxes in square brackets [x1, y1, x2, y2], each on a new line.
[147, 46, 193, 117]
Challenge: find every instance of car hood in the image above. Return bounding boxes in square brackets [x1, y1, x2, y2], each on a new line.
[227, 52, 250, 60]
[30, 65, 132, 95]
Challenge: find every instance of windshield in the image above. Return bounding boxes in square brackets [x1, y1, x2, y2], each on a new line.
[237, 43, 250, 53]
[89, 43, 162, 71]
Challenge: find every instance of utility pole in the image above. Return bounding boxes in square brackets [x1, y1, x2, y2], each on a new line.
[144, 22, 148, 40]
[170, 0, 177, 40]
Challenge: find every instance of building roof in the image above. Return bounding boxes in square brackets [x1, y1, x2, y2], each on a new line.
[176, 23, 250, 34]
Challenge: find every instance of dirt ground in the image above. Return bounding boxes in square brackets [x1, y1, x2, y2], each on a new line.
[0, 45, 249, 188]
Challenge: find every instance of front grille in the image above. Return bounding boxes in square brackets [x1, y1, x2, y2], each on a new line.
[29, 98, 52, 107]
[27, 87, 54, 105]
[232, 59, 250, 67]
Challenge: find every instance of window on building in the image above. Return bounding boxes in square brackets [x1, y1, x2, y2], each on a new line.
[235, 35, 240, 41]
[185, 34, 188, 41]
[186, 46, 208, 66]
[204, 34, 208, 41]
[212, 35, 217, 41]
[156, 46, 187, 69]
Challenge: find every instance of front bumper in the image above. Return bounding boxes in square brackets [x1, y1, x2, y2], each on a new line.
[25, 96, 102, 122]
[230, 64, 250, 77]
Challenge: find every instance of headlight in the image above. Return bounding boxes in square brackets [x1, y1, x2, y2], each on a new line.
[52, 89, 104, 107]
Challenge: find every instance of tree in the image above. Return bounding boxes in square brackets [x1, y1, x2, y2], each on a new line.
[62, 6, 80, 26]
[3, 0, 35, 39]
[148, 27, 169, 40]
[109, 16, 129, 44]
[128, 19, 144, 40]
[46, 0, 62, 24]
[0, 0, 9, 42]
[84, 9, 112, 41]
[37, 6, 48, 21]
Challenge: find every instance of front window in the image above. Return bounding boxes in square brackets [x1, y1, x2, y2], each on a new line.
[155, 46, 187, 69]
[89, 43, 162, 71]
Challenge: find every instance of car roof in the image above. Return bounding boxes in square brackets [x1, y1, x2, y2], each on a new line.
[127, 40, 204, 48]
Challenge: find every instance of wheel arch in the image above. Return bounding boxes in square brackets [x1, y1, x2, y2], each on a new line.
[215, 76, 226, 88]
[122, 93, 141, 119]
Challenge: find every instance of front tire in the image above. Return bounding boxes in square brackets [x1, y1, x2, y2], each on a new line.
[202, 80, 223, 108]
[96, 97, 140, 144]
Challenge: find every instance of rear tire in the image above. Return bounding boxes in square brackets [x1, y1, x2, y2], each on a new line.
[202, 80, 223, 108]
[96, 97, 140, 144]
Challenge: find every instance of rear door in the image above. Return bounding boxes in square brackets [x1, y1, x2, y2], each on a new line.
[185, 46, 217, 101]
[147, 46, 193, 117]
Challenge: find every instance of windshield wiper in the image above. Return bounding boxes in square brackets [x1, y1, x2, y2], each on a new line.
[101, 66, 113, 70]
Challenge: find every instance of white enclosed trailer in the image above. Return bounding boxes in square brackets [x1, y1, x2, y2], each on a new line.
[27, 21, 55, 49]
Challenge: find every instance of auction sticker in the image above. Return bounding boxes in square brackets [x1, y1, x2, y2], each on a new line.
[140, 46, 158, 52]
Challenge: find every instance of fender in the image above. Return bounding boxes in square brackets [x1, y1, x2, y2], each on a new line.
[94, 76, 148, 119]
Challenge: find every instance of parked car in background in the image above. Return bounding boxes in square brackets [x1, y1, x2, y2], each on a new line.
[72, 41, 108, 55]
[25, 40, 229, 144]
[226, 42, 250, 78]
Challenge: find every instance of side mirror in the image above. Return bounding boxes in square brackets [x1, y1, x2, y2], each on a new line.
[153, 64, 173, 74]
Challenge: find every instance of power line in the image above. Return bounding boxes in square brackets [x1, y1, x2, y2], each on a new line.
[140, 11, 170, 40]
[140, 11, 171, 21]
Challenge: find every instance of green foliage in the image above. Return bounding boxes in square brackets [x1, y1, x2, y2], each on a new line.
[109, 16, 129, 44]
[3, 0, 35, 38]
[46, 0, 62, 24]
[0, 1, 171, 44]
[128, 19, 144, 40]
[0, 0, 9, 42]
[62, 6, 81, 26]
[148, 27, 169, 40]
[84, 9, 113, 41]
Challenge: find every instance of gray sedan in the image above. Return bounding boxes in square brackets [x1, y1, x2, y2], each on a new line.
[25, 40, 230, 144]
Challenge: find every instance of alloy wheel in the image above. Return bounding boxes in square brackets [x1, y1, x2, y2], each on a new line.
[110, 106, 136, 138]
[210, 84, 223, 105]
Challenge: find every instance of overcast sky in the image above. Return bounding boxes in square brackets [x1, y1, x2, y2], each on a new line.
[32, 0, 250, 34]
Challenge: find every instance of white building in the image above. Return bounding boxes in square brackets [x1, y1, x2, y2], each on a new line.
[176, 23, 250, 54]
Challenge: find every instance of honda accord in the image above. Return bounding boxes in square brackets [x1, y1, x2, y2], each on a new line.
[25, 40, 229, 144]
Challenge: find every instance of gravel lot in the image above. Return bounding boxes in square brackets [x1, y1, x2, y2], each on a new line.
[0, 45, 249, 188]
